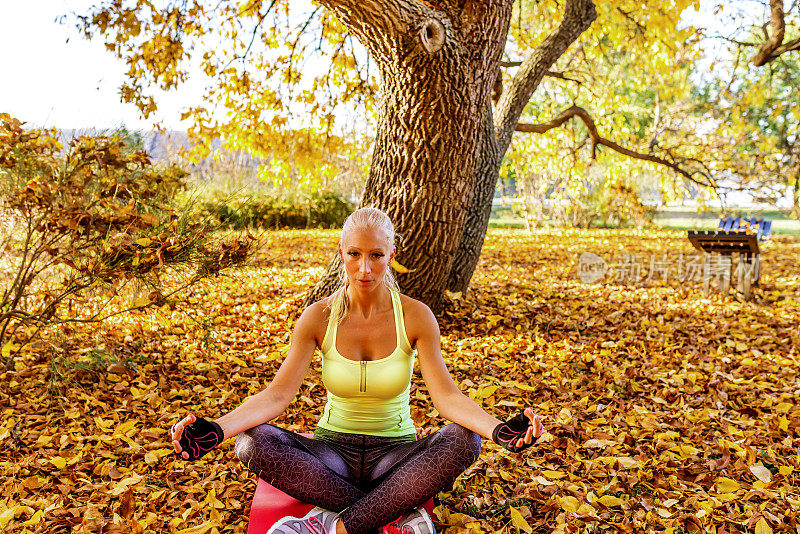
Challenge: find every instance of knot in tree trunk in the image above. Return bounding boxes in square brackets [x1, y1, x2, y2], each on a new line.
[419, 18, 445, 54]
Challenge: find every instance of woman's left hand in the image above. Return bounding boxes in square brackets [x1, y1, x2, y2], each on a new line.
[492, 407, 545, 452]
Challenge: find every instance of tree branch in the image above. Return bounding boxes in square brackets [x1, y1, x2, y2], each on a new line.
[616, 7, 646, 35]
[494, 0, 597, 154]
[543, 70, 582, 84]
[770, 36, 800, 58]
[714, 35, 758, 47]
[499, 61, 582, 82]
[516, 105, 717, 189]
[243, 0, 277, 62]
[753, 0, 786, 66]
[313, 0, 420, 59]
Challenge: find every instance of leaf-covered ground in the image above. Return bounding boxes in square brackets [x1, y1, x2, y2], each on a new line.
[2, 229, 799, 533]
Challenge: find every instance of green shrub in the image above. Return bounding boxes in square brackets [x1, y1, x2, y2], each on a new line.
[200, 190, 354, 229]
[559, 182, 656, 229]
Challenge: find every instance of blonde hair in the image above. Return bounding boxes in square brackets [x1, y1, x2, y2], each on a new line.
[328, 207, 400, 324]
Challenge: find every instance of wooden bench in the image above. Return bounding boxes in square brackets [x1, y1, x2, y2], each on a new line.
[687, 216, 772, 299]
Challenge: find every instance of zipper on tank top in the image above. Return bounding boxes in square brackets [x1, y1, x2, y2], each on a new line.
[360, 360, 367, 392]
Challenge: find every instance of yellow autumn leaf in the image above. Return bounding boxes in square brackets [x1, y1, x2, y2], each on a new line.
[509, 381, 537, 391]
[132, 296, 151, 308]
[749, 464, 772, 484]
[616, 457, 639, 469]
[479, 385, 499, 399]
[557, 496, 580, 513]
[674, 444, 699, 456]
[779, 466, 794, 476]
[779, 416, 789, 432]
[598, 495, 624, 507]
[487, 314, 503, 327]
[755, 517, 773, 534]
[22, 476, 44, 490]
[144, 451, 159, 465]
[715, 477, 740, 493]
[0, 341, 12, 361]
[390, 259, 413, 273]
[94, 416, 113, 430]
[51, 457, 67, 469]
[0, 507, 18, 529]
[205, 489, 226, 509]
[21, 509, 43, 527]
[114, 420, 139, 436]
[542, 470, 567, 479]
[508, 505, 532, 533]
[227, 354, 248, 367]
[0, 506, 33, 527]
[176, 520, 220, 534]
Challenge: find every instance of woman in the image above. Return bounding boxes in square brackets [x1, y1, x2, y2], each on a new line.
[171, 207, 544, 534]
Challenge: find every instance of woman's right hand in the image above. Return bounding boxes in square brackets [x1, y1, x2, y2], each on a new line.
[170, 414, 224, 460]
[492, 408, 545, 453]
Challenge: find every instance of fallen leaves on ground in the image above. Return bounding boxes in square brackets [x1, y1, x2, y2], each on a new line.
[1, 228, 798, 533]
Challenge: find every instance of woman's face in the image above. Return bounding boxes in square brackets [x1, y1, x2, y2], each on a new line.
[339, 227, 395, 292]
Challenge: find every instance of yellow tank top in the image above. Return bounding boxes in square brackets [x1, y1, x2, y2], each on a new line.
[316, 289, 416, 437]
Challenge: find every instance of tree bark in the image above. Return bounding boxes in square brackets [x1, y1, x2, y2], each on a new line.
[446, 103, 501, 293]
[753, 0, 786, 66]
[307, 0, 513, 312]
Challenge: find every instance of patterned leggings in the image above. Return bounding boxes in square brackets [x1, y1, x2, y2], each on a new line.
[235, 423, 481, 534]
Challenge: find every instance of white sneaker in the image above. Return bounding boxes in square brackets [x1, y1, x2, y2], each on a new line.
[266, 507, 339, 534]
[382, 507, 436, 534]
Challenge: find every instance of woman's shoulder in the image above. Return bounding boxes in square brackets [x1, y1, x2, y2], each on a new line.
[397, 293, 438, 332]
[301, 296, 334, 322]
[397, 292, 429, 314]
[294, 297, 334, 347]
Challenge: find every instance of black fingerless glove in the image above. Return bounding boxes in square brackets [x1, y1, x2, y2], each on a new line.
[177, 417, 224, 460]
[492, 412, 538, 453]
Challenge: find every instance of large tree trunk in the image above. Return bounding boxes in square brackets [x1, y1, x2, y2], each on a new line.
[307, 0, 512, 312]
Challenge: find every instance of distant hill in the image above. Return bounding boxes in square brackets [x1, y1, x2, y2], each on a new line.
[56, 129, 267, 171]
